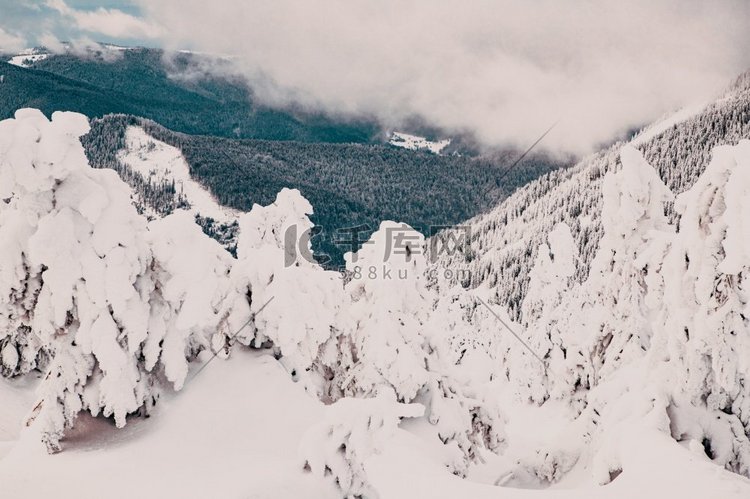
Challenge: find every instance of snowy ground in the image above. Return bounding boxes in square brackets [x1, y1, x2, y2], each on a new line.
[389, 132, 451, 154]
[370, 426, 750, 499]
[6, 51, 49, 67]
[0, 375, 39, 459]
[0, 348, 748, 498]
[0, 350, 337, 499]
[118, 126, 240, 224]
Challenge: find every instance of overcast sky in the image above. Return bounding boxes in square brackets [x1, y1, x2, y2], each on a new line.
[2, 0, 750, 154]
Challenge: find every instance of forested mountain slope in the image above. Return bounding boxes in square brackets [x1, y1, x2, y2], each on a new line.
[82, 114, 564, 264]
[434, 70, 750, 319]
[0, 60, 130, 119]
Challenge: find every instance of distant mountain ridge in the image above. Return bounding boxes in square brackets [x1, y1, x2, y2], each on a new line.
[1, 46, 380, 143]
[1, 45, 576, 158]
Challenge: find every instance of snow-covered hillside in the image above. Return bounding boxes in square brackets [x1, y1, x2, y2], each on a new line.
[6, 49, 49, 68]
[5, 43, 135, 68]
[2, 106, 750, 498]
[432, 70, 750, 319]
[389, 131, 451, 154]
[419, 70, 750, 489]
[118, 125, 239, 225]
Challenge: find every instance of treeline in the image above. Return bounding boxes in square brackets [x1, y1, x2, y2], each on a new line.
[82, 115, 189, 217]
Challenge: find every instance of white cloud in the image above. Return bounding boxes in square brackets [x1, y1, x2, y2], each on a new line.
[137, 0, 750, 154]
[38, 32, 65, 53]
[38, 32, 126, 62]
[0, 27, 26, 52]
[47, 0, 163, 40]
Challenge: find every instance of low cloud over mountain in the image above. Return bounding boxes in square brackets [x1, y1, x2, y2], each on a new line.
[138, 0, 750, 153]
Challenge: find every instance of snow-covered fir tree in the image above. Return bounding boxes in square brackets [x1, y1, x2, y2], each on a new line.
[0, 110, 240, 451]
[515, 222, 578, 404]
[0, 109, 155, 451]
[655, 140, 750, 475]
[568, 145, 674, 393]
[300, 389, 424, 498]
[230, 187, 345, 382]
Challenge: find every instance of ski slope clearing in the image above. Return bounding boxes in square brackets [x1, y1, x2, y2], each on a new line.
[389, 131, 451, 154]
[7, 52, 49, 68]
[118, 125, 239, 224]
